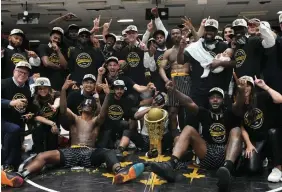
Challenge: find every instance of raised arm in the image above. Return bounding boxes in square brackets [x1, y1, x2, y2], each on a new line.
[255, 76, 282, 104]
[95, 79, 111, 126]
[166, 80, 199, 114]
[134, 107, 152, 120]
[159, 50, 170, 83]
[232, 72, 247, 116]
[60, 74, 77, 122]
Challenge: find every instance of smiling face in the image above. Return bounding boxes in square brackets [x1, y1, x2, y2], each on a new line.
[13, 67, 29, 86]
[37, 86, 50, 97]
[209, 93, 224, 111]
[224, 27, 234, 42]
[204, 26, 217, 42]
[9, 34, 23, 48]
[82, 79, 95, 93]
[107, 61, 120, 77]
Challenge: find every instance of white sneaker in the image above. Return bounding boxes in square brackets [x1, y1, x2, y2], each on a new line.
[268, 168, 282, 182]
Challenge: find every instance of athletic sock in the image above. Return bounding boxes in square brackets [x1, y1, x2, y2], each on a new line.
[18, 169, 30, 179]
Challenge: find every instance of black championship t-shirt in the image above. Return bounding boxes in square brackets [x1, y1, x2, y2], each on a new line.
[242, 92, 278, 141]
[118, 46, 146, 85]
[37, 44, 65, 91]
[1, 47, 29, 79]
[233, 36, 265, 78]
[34, 91, 60, 123]
[152, 49, 170, 92]
[68, 44, 105, 85]
[196, 107, 241, 145]
[184, 41, 231, 96]
[2, 78, 34, 126]
[104, 97, 136, 128]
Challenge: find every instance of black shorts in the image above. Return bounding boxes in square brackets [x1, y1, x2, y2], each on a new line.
[168, 75, 191, 107]
[59, 147, 109, 168]
[196, 144, 225, 170]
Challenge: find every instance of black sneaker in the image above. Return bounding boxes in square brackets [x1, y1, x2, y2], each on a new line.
[115, 149, 124, 161]
[216, 166, 231, 192]
[150, 161, 176, 182]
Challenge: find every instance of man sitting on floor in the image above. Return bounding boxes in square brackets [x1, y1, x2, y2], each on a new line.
[1, 75, 144, 188]
[150, 78, 246, 191]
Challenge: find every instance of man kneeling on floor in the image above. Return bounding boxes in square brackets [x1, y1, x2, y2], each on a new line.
[1, 74, 144, 188]
[150, 79, 246, 191]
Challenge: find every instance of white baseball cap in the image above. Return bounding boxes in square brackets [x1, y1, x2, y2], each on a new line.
[113, 80, 127, 90]
[35, 77, 51, 87]
[279, 14, 282, 23]
[51, 27, 64, 36]
[205, 19, 219, 30]
[10, 29, 25, 37]
[78, 28, 90, 35]
[116, 36, 124, 42]
[239, 76, 254, 86]
[232, 19, 248, 28]
[209, 87, 225, 98]
[126, 25, 138, 32]
[15, 61, 32, 70]
[83, 74, 96, 82]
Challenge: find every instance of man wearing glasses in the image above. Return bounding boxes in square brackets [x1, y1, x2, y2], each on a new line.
[1, 61, 35, 171]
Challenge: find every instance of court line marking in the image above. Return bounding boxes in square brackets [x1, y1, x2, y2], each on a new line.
[266, 186, 282, 192]
[26, 179, 59, 192]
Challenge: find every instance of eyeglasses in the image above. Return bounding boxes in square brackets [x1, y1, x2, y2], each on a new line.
[15, 69, 29, 76]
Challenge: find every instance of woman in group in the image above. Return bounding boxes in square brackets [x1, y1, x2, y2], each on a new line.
[237, 76, 282, 182]
[32, 77, 61, 153]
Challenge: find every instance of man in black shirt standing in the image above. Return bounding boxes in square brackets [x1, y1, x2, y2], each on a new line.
[118, 25, 146, 86]
[2, 29, 41, 79]
[37, 27, 68, 91]
[181, 19, 234, 109]
[68, 28, 105, 85]
[1, 61, 34, 171]
[150, 80, 245, 191]
[231, 18, 275, 78]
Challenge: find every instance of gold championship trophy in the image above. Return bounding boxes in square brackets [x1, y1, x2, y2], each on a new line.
[144, 108, 168, 155]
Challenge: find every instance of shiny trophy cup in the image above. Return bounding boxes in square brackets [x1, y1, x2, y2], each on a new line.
[144, 108, 168, 155]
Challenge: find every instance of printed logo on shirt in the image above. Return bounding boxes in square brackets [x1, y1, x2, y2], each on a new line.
[11, 53, 27, 65]
[127, 52, 140, 67]
[209, 123, 226, 143]
[234, 49, 246, 68]
[108, 105, 124, 120]
[76, 53, 92, 68]
[244, 108, 264, 129]
[12, 93, 27, 113]
[48, 53, 60, 65]
[41, 105, 57, 119]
